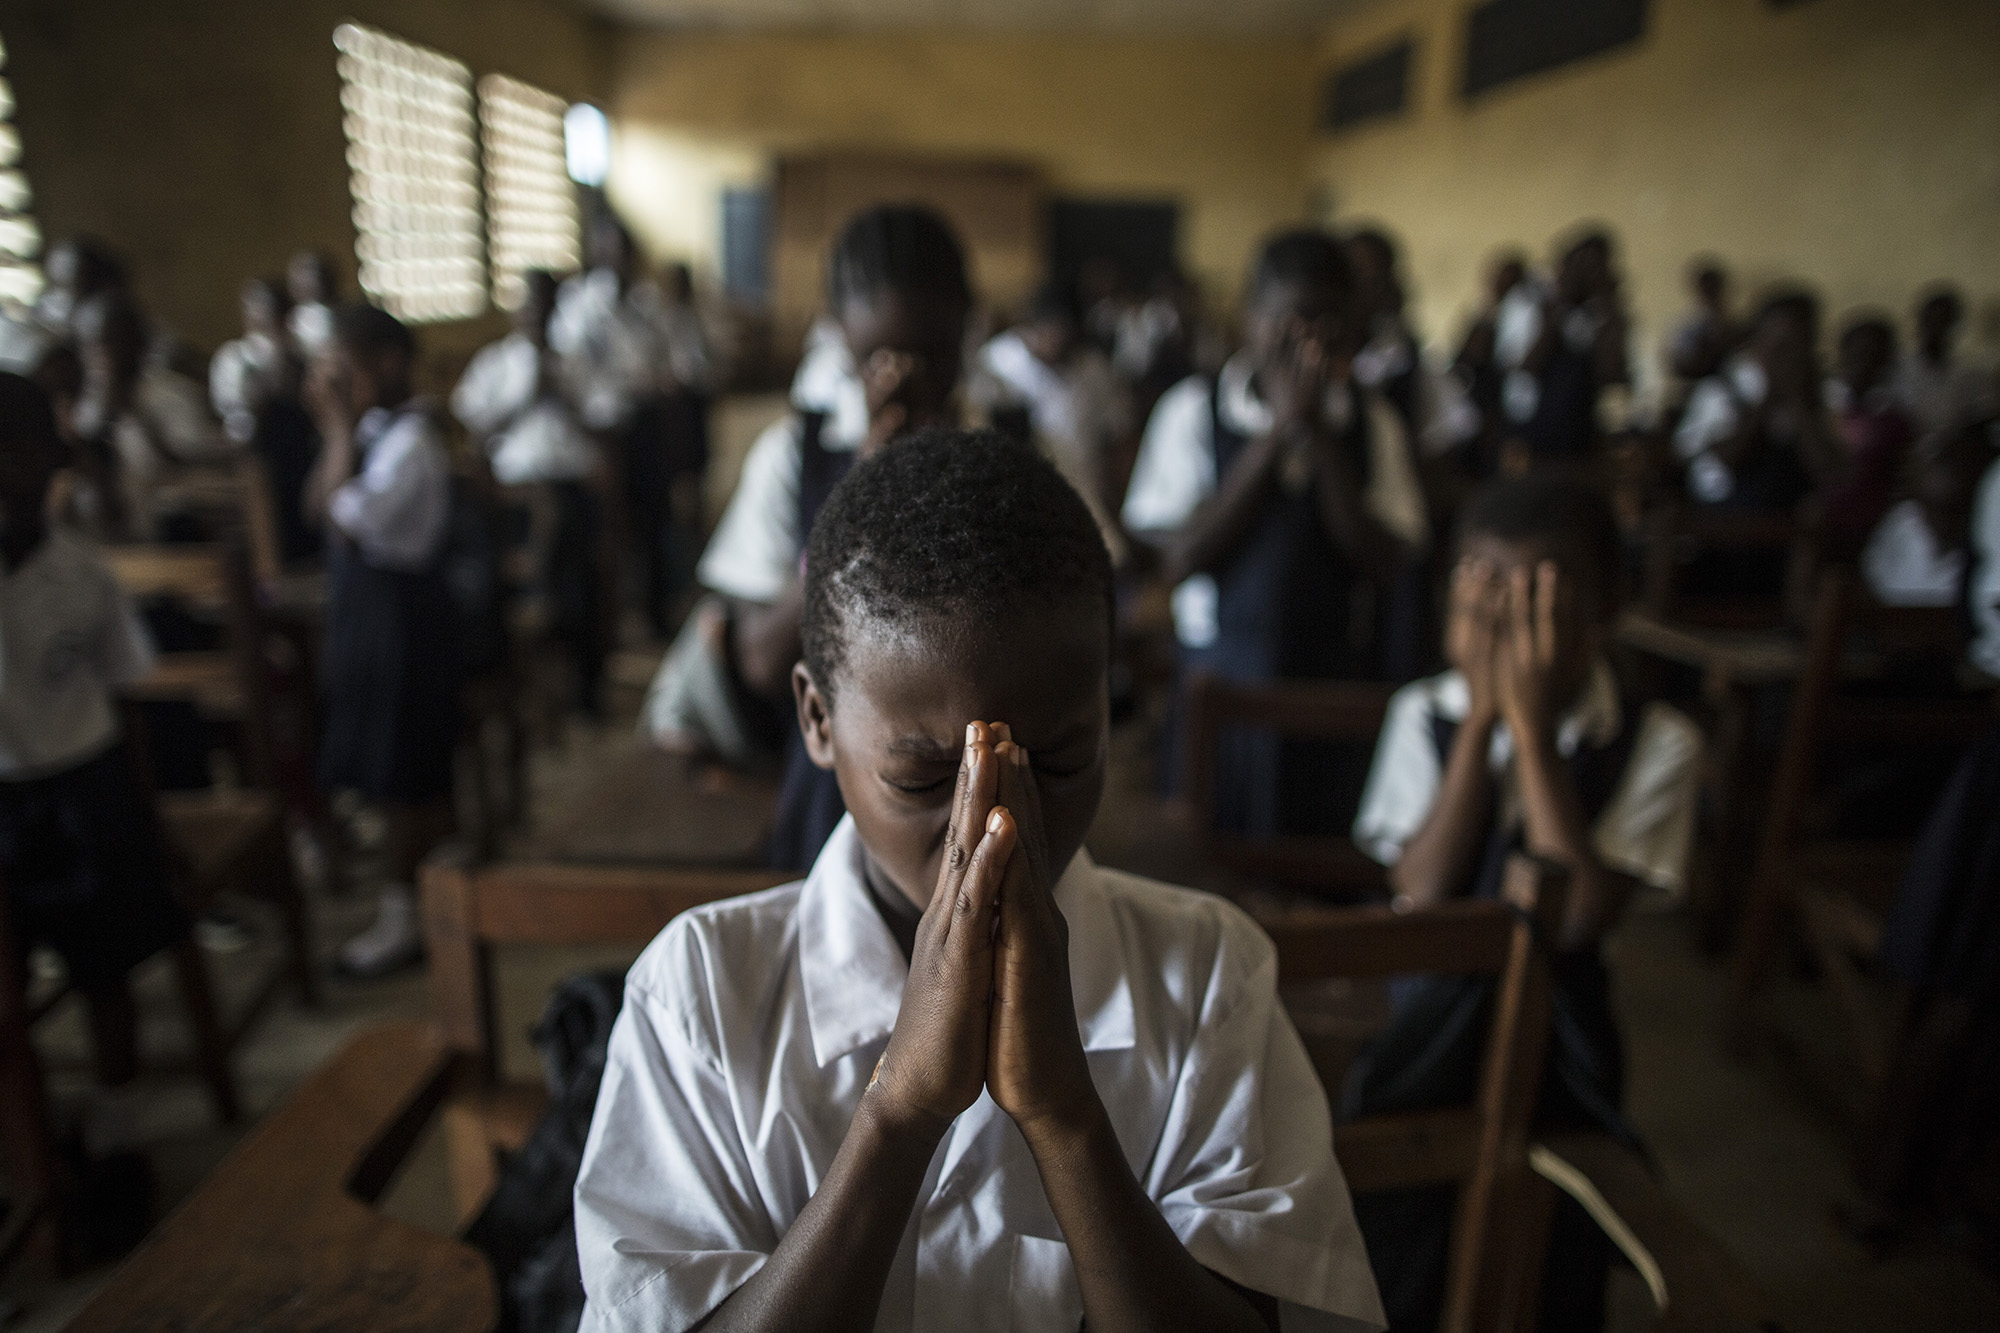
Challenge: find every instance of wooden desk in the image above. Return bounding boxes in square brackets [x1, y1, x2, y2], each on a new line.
[531, 741, 778, 866]
[68, 1023, 496, 1333]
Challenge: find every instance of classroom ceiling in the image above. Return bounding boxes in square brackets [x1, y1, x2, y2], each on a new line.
[577, 0, 1375, 36]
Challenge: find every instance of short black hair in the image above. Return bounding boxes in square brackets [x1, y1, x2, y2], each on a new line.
[332, 302, 416, 361]
[827, 205, 971, 315]
[1838, 312, 1897, 357]
[1752, 286, 1821, 343]
[1249, 228, 1353, 302]
[0, 372, 69, 471]
[242, 275, 290, 313]
[1461, 475, 1623, 619]
[802, 428, 1113, 703]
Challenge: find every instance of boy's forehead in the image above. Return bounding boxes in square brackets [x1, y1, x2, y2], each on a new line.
[839, 605, 1107, 737]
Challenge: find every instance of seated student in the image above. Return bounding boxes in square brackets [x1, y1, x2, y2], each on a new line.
[0, 373, 189, 1125]
[453, 269, 605, 715]
[1820, 313, 1917, 555]
[1123, 229, 1428, 836]
[305, 305, 460, 977]
[285, 249, 342, 362]
[72, 292, 233, 541]
[1347, 475, 1700, 1332]
[694, 205, 972, 871]
[1893, 285, 1995, 450]
[972, 279, 1132, 523]
[1507, 230, 1630, 466]
[212, 276, 321, 564]
[575, 430, 1385, 1333]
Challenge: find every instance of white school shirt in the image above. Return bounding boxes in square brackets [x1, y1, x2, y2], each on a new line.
[574, 817, 1385, 1333]
[694, 414, 843, 605]
[1353, 662, 1703, 901]
[790, 316, 870, 449]
[209, 331, 289, 444]
[1970, 452, 2000, 678]
[974, 330, 1130, 481]
[450, 333, 598, 486]
[328, 405, 452, 572]
[0, 531, 156, 778]
[1121, 353, 1429, 650]
[288, 302, 336, 360]
[1861, 499, 1965, 609]
[550, 269, 672, 432]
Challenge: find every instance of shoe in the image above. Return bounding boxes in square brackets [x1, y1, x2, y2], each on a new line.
[335, 888, 424, 978]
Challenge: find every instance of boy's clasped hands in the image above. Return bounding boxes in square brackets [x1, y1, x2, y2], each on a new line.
[868, 721, 1097, 1146]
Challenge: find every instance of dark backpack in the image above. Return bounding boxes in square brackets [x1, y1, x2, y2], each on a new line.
[463, 969, 627, 1333]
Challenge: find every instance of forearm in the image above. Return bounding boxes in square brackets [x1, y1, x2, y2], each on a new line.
[1388, 717, 1497, 907]
[727, 585, 805, 699]
[1161, 436, 1281, 587]
[1026, 1104, 1270, 1333]
[702, 1099, 942, 1333]
[1513, 732, 1628, 948]
[1308, 441, 1406, 586]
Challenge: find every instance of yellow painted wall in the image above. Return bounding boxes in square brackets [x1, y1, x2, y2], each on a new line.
[605, 29, 1320, 313]
[1314, 0, 2000, 394]
[5, 0, 609, 360]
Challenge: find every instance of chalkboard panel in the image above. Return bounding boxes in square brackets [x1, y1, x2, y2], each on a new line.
[1462, 0, 1649, 99]
[1322, 38, 1413, 133]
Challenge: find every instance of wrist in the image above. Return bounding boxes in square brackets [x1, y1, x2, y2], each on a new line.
[855, 1087, 951, 1160]
[1015, 1088, 1112, 1165]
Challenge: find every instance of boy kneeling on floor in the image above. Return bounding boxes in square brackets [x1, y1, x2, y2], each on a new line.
[575, 430, 1385, 1332]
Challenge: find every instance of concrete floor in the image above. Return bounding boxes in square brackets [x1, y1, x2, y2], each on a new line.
[4, 394, 1996, 1328]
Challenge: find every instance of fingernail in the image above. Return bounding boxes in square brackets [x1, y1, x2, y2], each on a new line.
[987, 809, 1006, 834]
[965, 722, 979, 747]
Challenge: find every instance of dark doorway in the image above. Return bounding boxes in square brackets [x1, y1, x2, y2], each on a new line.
[1047, 198, 1180, 293]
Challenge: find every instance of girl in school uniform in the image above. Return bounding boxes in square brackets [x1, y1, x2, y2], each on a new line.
[688, 205, 973, 871]
[0, 373, 188, 1107]
[1122, 229, 1429, 839]
[305, 305, 460, 978]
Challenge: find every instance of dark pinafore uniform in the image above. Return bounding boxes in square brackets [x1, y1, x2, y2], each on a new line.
[318, 407, 463, 806]
[765, 413, 852, 873]
[1340, 708, 1642, 1333]
[1174, 378, 1378, 839]
[1520, 317, 1602, 462]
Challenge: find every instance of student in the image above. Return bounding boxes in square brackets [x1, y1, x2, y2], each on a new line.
[305, 304, 459, 977]
[453, 269, 605, 714]
[1346, 229, 1479, 467]
[694, 204, 972, 870]
[0, 373, 189, 1115]
[1122, 229, 1428, 836]
[972, 280, 1131, 520]
[1666, 258, 1738, 387]
[212, 277, 320, 564]
[1675, 288, 1843, 597]
[286, 250, 342, 361]
[575, 430, 1385, 1333]
[1892, 286, 1994, 448]
[1509, 230, 1630, 465]
[636, 260, 716, 638]
[71, 291, 233, 541]
[1349, 475, 1701, 1332]
[1451, 251, 1532, 474]
[1819, 314, 1916, 555]
[1861, 422, 1992, 611]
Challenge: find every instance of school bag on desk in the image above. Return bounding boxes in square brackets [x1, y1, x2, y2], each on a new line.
[464, 969, 626, 1333]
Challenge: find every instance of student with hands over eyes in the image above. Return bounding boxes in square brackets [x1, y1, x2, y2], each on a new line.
[1347, 476, 1702, 1333]
[577, 432, 1383, 1333]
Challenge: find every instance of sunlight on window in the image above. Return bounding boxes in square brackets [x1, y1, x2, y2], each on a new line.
[479, 74, 580, 311]
[334, 23, 485, 323]
[0, 35, 44, 308]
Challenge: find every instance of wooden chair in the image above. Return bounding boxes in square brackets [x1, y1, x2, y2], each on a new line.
[1267, 856, 1782, 1331]
[103, 543, 319, 1098]
[1181, 674, 1395, 899]
[1726, 565, 1996, 1078]
[422, 858, 791, 1221]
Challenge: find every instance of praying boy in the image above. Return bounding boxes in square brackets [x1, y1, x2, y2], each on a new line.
[576, 431, 1383, 1333]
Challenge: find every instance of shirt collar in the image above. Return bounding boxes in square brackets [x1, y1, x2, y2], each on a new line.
[796, 817, 1136, 1069]
[1428, 656, 1623, 755]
